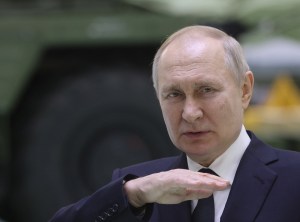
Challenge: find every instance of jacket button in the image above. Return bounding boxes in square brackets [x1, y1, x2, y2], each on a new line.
[110, 204, 119, 214]
[95, 204, 119, 222]
[95, 215, 106, 222]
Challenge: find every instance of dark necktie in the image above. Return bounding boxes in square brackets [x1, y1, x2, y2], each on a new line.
[191, 168, 218, 222]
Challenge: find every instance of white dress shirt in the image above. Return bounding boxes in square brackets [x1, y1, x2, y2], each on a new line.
[187, 125, 250, 222]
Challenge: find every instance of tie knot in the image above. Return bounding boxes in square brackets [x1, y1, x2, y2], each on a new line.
[199, 168, 218, 177]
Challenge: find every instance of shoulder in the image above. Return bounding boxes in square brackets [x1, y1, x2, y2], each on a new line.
[247, 131, 300, 158]
[112, 154, 185, 179]
[248, 131, 300, 171]
[273, 147, 300, 167]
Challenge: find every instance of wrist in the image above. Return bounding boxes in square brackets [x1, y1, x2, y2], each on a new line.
[124, 179, 145, 208]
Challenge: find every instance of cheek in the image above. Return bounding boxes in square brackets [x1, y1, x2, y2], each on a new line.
[161, 105, 181, 131]
[216, 102, 230, 122]
[218, 98, 244, 124]
[215, 99, 238, 121]
[163, 108, 177, 124]
[161, 105, 174, 125]
[160, 107, 180, 145]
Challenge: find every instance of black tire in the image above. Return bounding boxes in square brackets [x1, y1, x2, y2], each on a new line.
[10, 70, 177, 222]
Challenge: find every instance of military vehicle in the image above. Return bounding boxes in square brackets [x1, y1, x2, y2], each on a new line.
[0, 1, 241, 221]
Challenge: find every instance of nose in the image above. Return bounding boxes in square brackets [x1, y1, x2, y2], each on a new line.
[182, 98, 203, 123]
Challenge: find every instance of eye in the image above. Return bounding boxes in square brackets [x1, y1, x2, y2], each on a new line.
[162, 90, 183, 100]
[168, 91, 181, 98]
[200, 86, 214, 94]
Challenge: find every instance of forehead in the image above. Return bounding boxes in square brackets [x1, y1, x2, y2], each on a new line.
[159, 36, 228, 77]
[158, 36, 225, 71]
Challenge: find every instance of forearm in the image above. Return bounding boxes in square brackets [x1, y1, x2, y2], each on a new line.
[49, 177, 130, 222]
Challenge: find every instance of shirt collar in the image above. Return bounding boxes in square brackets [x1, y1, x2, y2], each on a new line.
[186, 125, 250, 184]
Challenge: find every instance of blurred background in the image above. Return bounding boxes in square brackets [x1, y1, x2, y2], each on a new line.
[0, 0, 300, 221]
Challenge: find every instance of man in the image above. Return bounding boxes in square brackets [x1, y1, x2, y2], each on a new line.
[49, 26, 300, 222]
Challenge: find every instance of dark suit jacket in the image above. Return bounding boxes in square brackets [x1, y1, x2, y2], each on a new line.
[49, 132, 300, 222]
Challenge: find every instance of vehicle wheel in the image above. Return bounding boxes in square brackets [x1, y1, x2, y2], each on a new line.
[10, 70, 177, 222]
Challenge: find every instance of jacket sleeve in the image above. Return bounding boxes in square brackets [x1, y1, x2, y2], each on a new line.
[48, 175, 140, 222]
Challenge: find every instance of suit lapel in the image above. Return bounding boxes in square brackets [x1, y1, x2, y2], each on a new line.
[221, 134, 278, 222]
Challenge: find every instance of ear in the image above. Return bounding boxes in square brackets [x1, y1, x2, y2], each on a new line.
[241, 71, 254, 110]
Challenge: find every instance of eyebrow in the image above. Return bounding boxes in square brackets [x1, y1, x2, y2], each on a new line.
[193, 80, 218, 88]
[161, 84, 181, 94]
[163, 80, 217, 89]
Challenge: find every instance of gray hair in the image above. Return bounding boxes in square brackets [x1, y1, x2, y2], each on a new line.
[152, 25, 250, 92]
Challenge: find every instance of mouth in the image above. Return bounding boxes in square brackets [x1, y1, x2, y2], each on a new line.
[182, 130, 210, 138]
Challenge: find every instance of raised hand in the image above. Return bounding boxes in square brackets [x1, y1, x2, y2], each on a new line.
[124, 169, 230, 207]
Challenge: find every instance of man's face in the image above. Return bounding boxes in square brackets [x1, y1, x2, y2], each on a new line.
[156, 37, 252, 166]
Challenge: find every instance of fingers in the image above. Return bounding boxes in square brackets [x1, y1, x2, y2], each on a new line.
[124, 169, 231, 206]
[170, 170, 230, 201]
[190, 172, 230, 191]
[184, 188, 214, 200]
[183, 172, 230, 200]
[165, 169, 230, 191]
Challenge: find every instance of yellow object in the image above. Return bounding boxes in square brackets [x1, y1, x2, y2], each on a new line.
[265, 75, 300, 107]
[244, 75, 300, 138]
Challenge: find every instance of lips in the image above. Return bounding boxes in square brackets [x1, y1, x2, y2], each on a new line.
[182, 131, 210, 138]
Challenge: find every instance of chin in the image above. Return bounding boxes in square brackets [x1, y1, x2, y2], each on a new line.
[183, 146, 211, 156]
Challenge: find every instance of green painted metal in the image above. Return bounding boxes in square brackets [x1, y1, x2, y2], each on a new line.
[126, 0, 300, 41]
[0, 2, 199, 164]
[0, 11, 197, 115]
